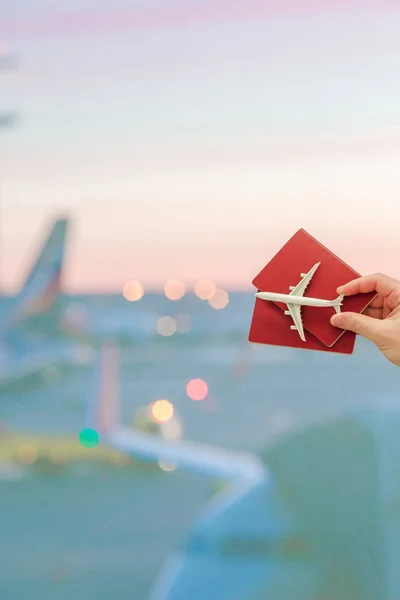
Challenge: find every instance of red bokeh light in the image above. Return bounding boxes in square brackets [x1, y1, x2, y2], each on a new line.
[186, 378, 208, 401]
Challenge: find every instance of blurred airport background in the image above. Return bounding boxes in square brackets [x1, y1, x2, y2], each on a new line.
[1, 2, 400, 599]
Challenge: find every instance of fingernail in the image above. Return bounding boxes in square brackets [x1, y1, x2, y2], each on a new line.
[337, 286, 345, 293]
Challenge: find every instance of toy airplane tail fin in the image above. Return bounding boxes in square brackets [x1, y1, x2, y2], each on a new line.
[333, 293, 345, 314]
[85, 342, 120, 436]
[8, 217, 69, 327]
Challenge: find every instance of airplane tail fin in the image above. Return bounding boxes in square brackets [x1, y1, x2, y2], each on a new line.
[333, 293, 345, 314]
[8, 217, 69, 327]
[85, 342, 120, 436]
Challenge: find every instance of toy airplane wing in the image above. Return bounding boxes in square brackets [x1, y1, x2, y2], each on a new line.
[85, 343, 265, 482]
[289, 262, 320, 297]
[281, 263, 320, 342]
[286, 303, 305, 341]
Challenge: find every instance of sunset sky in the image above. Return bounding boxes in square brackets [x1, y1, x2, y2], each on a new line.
[1, 1, 400, 292]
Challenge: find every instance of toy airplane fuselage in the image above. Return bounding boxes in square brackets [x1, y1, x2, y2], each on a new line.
[257, 291, 342, 309]
[255, 262, 344, 342]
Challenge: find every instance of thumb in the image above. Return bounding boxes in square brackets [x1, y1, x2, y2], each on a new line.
[330, 311, 385, 343]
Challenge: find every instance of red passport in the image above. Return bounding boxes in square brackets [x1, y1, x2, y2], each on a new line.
[249, 229, 376, 354]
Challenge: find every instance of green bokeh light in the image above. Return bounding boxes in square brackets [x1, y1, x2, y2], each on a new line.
[79, 428, 100, 448]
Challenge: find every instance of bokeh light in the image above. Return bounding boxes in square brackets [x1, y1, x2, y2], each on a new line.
[122, 280, 144, 302]
[164, 279, 185, 300]
[194, 279, 216, 300]
[186, 378, 208, 401]
[208, 288, 229, 310]
[17, 444, 38, 465]
[175, 313, 192, 334]
[79, 428, 100, 448]
[157, 316, 177, 336]
[136, 404, 183, 439]
[160, 414, 184, 440]
[150, 399, 174, 423]
[158, 460, 177, 472]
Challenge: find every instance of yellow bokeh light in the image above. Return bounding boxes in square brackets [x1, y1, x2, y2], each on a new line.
[194, 279, 216, 300]
[151, 399, 174, 423]
[157, 316, 177, 336]
[17, 444, 38, 465]
[122, 280, 144, 302]
[164, 279, 185, 300]
[208, 288, 229, 310]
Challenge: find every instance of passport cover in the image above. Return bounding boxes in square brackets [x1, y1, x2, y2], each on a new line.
[249, 229, 376, 353]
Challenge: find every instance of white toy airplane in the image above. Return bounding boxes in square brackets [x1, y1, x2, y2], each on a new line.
[255, 262, 344, 341]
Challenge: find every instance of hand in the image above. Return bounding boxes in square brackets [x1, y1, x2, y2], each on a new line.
[330, 273, 400, 367]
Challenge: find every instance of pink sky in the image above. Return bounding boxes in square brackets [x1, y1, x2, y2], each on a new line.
[6, 127, 400, 293]
[2, 3, 400, 292]
[2, 1, 397, 39]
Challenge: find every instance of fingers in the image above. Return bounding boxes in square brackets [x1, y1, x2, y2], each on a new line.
[337, 273, 400, 299]
[331, 311, 388, 344]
